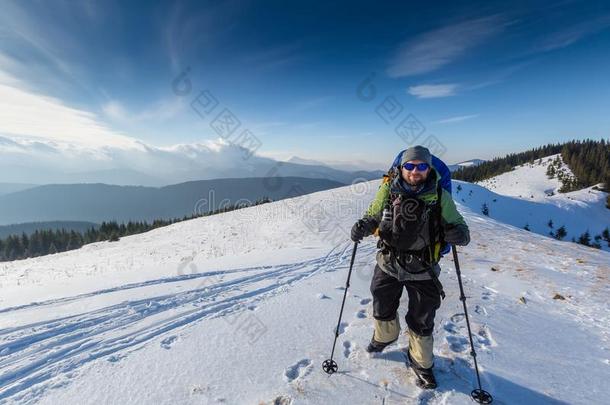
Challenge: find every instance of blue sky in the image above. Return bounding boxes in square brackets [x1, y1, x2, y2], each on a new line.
[1, 0, 609, 167]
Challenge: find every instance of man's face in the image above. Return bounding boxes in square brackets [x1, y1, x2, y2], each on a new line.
[401, 159, 430, 186]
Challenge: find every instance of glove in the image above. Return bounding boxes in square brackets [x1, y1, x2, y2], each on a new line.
[351, 217, 377, 242]
[443, 224, 470, 246]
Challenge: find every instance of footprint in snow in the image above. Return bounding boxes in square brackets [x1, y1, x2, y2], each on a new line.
[481, 288, 497, 300]
[443, 322, 460, 334]
[477, 325, 496, 347]
[356, 309, 367, 319]
[474, 304, 488, 316]
[450, 313, 465, 323]
[443, 316, 469, 352]
[343, 341, 354, 358]
[446, 334, 469, 353]
[359, 298, 372, 305]
[283, 359, 312, 382]
[160, 335, 178, 349]
[267, 395, 293, 405]
[336, 321, 349, 335]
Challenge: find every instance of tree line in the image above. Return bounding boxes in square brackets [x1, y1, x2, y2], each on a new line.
[559, 139, 610, 192]
[0, 197, 271, 262]
[453, 139, 610, 193]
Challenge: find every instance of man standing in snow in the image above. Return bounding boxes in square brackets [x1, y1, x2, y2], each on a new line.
[350, 145, 470, 389]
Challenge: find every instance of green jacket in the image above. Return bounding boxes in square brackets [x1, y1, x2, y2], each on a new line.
[363, 169, 469, 280]
[365, 170, 467, 229]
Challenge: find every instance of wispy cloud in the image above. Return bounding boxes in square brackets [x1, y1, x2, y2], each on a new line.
[534, 14, 610, 52]
[0, 2, 77, 80]
[162, 0, 245, 73]
[409, 61, 533, 98]
[464, 61, 534, 91]
[387, 15, 508, 77]
[101, 101, 128, 121]
[240, 42, 306, 72]
[408, 83, 459, 99]
[101, 98, 186, 123]
[434, 114, 479, 124]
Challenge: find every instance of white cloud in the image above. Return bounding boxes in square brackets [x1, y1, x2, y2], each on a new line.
[0, 68, 271, 184]
[434, 114, 479, 124]
[0, 80, 140, 150]
[387, 15, 507, 77]
[408, 83, 459, 99]
[0, 134, 270, 185]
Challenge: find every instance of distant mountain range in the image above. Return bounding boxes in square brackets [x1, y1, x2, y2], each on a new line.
[286, 156, 385, 172]
[0, 183, 37, 196]
[0, 177, 345, 225]
[0, 135, 386, 228]
[0, 136, 383, 186]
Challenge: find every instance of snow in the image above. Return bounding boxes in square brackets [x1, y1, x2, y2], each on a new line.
[448, 159, 486, 172]
[453, 154, 610, 251]
[477, 155, 568, 201]
[0, 180, 609, 404]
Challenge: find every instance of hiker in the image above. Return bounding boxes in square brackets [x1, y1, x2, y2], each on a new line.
[350, 145, 470, 389]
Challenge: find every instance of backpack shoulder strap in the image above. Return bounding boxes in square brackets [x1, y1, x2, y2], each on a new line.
[427, 181, 446, 299]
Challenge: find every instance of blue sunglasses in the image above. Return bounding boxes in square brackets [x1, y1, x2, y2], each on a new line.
[402, 162, 430, 171]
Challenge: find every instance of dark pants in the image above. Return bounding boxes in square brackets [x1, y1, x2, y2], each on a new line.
[370, 265, 441, 336]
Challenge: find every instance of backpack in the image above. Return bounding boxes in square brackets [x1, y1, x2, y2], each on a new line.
[378, 172, 445, 269]
[387, 150, 452, 257]
[376, 171, 448, 298]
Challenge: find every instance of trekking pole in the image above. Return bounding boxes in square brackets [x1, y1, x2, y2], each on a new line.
[322, 241, 359, 374]
[452, 245, 493, 404]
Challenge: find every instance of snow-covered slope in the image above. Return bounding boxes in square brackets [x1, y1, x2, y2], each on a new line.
[477, 154, 570, 201]
[455, 154, 610, 250]
[0, 181, 608, 404]
[454, 181, 609, 250]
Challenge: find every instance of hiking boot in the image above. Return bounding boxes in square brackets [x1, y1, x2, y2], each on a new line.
[407, 349, 437, 389]
[366, 336, 397, 353]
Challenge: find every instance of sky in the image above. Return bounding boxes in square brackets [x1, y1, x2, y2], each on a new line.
[1, 0, 610, 170]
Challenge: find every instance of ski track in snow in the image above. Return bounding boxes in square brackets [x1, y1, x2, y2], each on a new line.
[0, 242, 376, 403]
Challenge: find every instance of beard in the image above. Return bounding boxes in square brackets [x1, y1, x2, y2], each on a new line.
[405, 174, 427, 186]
